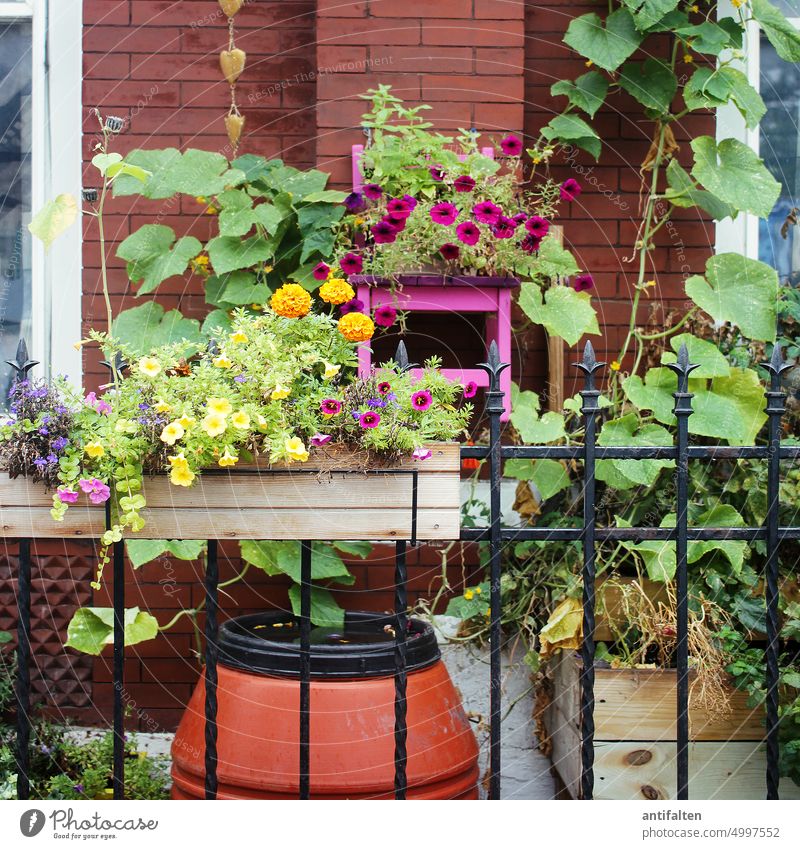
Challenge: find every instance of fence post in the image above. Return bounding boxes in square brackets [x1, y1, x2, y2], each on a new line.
[299, 540, 312, 799]
[667, 343, 698, 800]
[204, 540, 219, 800]
[479, 340, 509, 800]
[765, 343, 789, 799]
[576, 341, 604, 800]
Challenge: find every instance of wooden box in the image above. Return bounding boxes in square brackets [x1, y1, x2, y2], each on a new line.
[545, 651, 800, 800]
[0, 442, 461, 541]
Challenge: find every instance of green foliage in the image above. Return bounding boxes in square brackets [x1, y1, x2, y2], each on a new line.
[111, 301, 204, 356]
[27, 194, 78, 249]
[563, 10, 643, 72]
[518, 282, 600, 347]
[65, 607, 159, 655]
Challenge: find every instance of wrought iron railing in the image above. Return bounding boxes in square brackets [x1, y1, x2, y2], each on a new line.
[5, 337, 799, 800]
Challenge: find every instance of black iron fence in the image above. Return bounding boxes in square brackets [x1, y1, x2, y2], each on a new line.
[5, 338, 799, 800]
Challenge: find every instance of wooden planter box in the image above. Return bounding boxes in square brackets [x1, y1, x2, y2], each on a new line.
[0, 442, 460, 541]
[545, 651, 800, 800]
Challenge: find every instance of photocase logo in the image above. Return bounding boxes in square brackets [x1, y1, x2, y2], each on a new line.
[19, 809, 45, 837]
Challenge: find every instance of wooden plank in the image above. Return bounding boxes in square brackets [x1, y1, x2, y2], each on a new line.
[546, 226, 565, 413]
[0, 507, 459, 541]
[593, 741, 800, 801]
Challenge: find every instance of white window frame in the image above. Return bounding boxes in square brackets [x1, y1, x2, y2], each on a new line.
[1, 0, 82, 382]
[715, 0, 800, 264]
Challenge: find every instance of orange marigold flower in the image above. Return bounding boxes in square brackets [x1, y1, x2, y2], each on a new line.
[338, 312, 375, 343]
[319, 277, 355, 305]
[270, 283, 312, 318]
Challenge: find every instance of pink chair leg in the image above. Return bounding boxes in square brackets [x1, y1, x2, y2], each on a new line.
[496, 290, 512, 421]
[356, 283, 372, 378]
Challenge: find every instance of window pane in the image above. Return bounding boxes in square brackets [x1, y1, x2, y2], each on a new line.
[0, 19, 33, 402]
[758, 33, 800, 285]
[770, 0, 800, 14]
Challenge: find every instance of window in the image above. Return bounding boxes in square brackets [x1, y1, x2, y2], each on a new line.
[0, 0, 81, 400]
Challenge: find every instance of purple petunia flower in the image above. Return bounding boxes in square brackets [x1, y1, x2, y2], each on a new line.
[343, 191, 366, 213]
[439, 243, 460, 261]
[560, 178, 582, 202]
[320, 399, 342, 416]
[412, 447, 432, 461]
[430, 202, 459, 226]
[311, 433, 332, 447]
[455, 220, 480, 246]
[363, 183, 383, 200]
[402, 194, 418, 210]
[491, 215, 517, 239]
[374, 304, 397, 328]
[371, 220, 398, 244]
[386, 197, 413, 219]
[472, 201, 502, 224]
[500, 134, 523, 156]
[313, 262, 331, 281]
[384, 212, 407, 231]
[573, 273, 595, 292]
[411, 390, 433, 411]
[520, 234, 542, 254]
[429, 165, 445, 182]
[340, 252, 363, 275]
[340, 297, 365, 315]
[525, 215, 550, 239]
[359, 410, 381, 428]
[463, 381, 478, 399]
[454, 175, 476, 193]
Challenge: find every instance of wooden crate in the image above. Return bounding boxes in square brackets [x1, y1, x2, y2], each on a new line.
[545, 652, 800, 800]
[0, 442, 461, 541]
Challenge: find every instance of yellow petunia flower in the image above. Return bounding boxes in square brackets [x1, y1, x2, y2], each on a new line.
[285, 436, 309, 462]
[202, 412, 228, 437]
[138, 356, 161, 378]
[160, 420, 185, 446]
[84, 441, 105, 458]
[170, 464, 196, 487]
[178, 413, 195, 428]
[213, 354, 232, 369]
[230, 330, 248, 344]
[255, 413, 269, 432]
[168, 452, 188, 467]
[271, 384, 291, 400]
[231, 410, 250, 430]
[218, 447, 238, 467]
[206, 397, 232, 416]
[323, 362, 341, 380]
[154, 399, 172, 413]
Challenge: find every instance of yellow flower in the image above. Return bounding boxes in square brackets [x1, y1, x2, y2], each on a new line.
[610, 361, 621, 372]
[206, 397, 232, 416]
[213, 353, 232, 369]
[690, 3, 699, 10]
[644, 279, 656, 288]
[178, 413, 195, 428]
[138, 356, 161, 378]
[160, 420, 185, 446]
[255, 413, 269, 432]
[475, 587, 482, 594]
[202, 412, 228, 437]
[205, 205, 219, 215]
[250, 302, 264, 311]
[531, 153, 542, 164]
[154, 399, 172, 413]
[170, 464, 196, 487]
[731, 0, 743, 6]
[168, 452, 188, 467]
[193, 254, 209, 266]
[218, 447, 238, 467]
[354, 217, 365, 226]
[84, 441, 105, 458]
[230, 330, 248, 344]
[683, 53, 694, 64]
[464, 590, 474, 601]
[270, 283, 312, 319]
[338, 312, 375, 343]
[231, 410, 251, 430]
[319, 278, 356, 305]
[585, 59, 593, 68]
[271, 384, 291, 400]
[195, 196, 207, 205]
[323, 362, 341, 380]
[285, 436, 309, 462]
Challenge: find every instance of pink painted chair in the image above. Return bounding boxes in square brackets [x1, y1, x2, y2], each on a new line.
[351, 144, 517, 420]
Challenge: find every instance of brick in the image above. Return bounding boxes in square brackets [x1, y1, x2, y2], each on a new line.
[422, 20, 523, 47]
[475, 47, 525, 75]
[84, 0, 130, 26]
[422, 74, 524, 103]
[83, 52, 130, 79]
[84, 25, 182, 53]
[317, 0, 368, 15]
[369, 45, 473, 74]
[317, 72, 421, 101]
[371, 0, 473, 16]
[476, 0, 524, 18]
[318, 45, 368, 72]
[317, 17, 421, 46]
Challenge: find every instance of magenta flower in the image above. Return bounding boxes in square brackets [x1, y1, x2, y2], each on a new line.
[491, 215, 516, 239]
[513, 212, 528, 225]
[573, 274, 595, 292]
[371, 220, 398, 244]
[520, 234, 542, 254]
[411, 390, 433, 411]
[429, 165, 445, 182]
[463, 381, 478, 399]
[378, 381, 392, 395]
[320, 399, 342, 416]
[412, 447, 432, 461]
[402, 194, 418, 210]
[430, 202, 459, 226]
[374, 304, 397, 328]
[78, 477, 110, 504]
[313, 262, 330, 281]
[456, 220, 480, 246]
[560, 178, 582, 202]
[384, 212, 407, 231]
[363, 183, 383, 200]
[525, 215, 550, 239]
[84, 392, 97, 406]
[359, 410, 381, 428]
[386, 197, 413, 218]
[95, 399, 112, 415]
[500, 134, 523, 156]
[439, 243, 460, 261]
[56, 487, 79, 504]
[472, 201, 502, 224]
[343, 191, 366, 213]
[311, 433, 332, 447]
[340, 297, 364, 315]
[340, 252, 363, 275]
[454, 175, 476, 193]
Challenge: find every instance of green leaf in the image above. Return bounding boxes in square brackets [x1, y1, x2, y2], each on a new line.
[207, 235, 274, 275]
[510, 384, 566, 444]
[117, 225, 202, 295]
[288, 585, 344, 629]
[201, 309, 233, 337]
[162, 149, 245, 196]
[218, 189, 255, 237]
[690, 136, 781, 219]
[125, 539, 169, 568]
[683, 67, 765, 129]
[563, 10, 644, 73]
[685, 253, 779, 342]
[241, 540, 354, 585]
[299, 227, 337, 263]
[661, 333, 731, 379]
[111, 302, 204, 356]
[252, 202, 286, 234]
[112, 148, 183, 198]
[263, 166, 329, 200]
[302, 190, 349, 203]
[506, 458, 571, 501]
[550, 71, 609, 118]
[675, 21, 735, 55]
[620, 0, 680, 30]
[165, 540, 206, 560]
[296, 202, 345, 234]
[533, 234, 581, 279]
[618, 58, 677, 114]
[596, 414, 674, 490]
[107, 161, 151, 183]
[28, 194, 78, 249]
[541, 113, 601, 161]
[445, 582, 490, 621]
[331, 541, 373, 558]
[205, 271, 270, 308]
[66, 607, 159, 655]
[751, 0, 800, 62]
[664, 159, 736, 221]
[518, 283, 599, 347]
[91, 152, 123, 175]
[231, 153, 280, 183]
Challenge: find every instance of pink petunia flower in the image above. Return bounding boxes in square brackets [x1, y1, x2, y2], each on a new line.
[560, 178, 582, 202]
[573, 273, 595, 292]
[439, 243, 460, 261]
[84, 392, 97, 406]
[463, 381, 478, 399]
[378, 381, 392, 395]
[359, 410, 381, 428]
[313, 262, 330, 281]
[500, 134, 523, 156]
[363, 183, 383, 200]
[311, 433, 332, 447]
[430, 202, 459, 226]
[454, 175, 476, 193]
[456, 221, 480, 246]
[56, 487, 79, 504]
[371, 220, 398, 244]
[411, 390, 433, 411]
[95, 399, 112, 415]
[320, 399, 342, 416]
[520, 234, 542, 254]
[384, 212, 407, 231]
[491, 215, 517, 239]
[386, 197, 413, 219]
[339, 252, 363, 276]
[374, 304, 397, 328]
[412, 447, 432, 461]
[340, 297, 365, 315]
[513, 212, 528, 225]
[525, 215, 550, 239]
[402, 194, 418, 210]
[78, 477, 110, 504]
[472, 201, 502, 224]
[429, 165, 445, 182]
